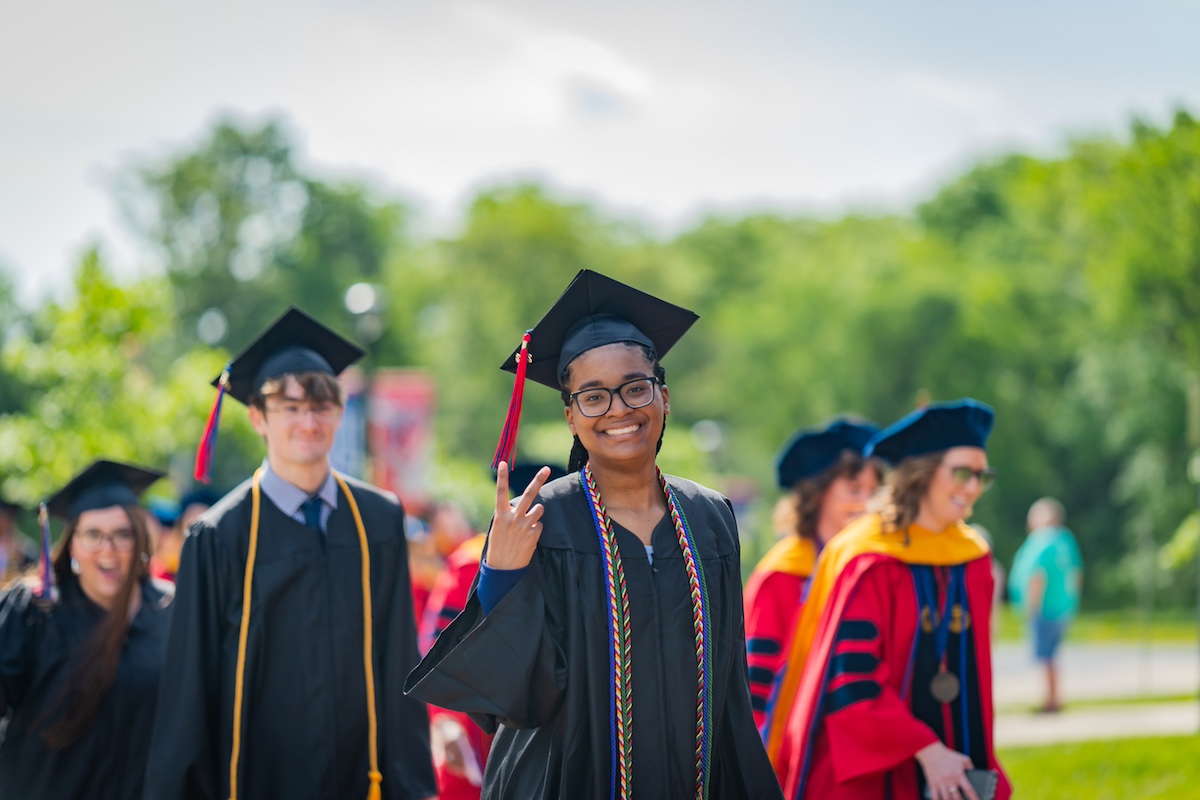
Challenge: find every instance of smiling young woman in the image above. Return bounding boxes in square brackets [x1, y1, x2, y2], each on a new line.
[770, 400, 1011, 800]
[0, 460, 172, 800]
[407, 270, 783, 800]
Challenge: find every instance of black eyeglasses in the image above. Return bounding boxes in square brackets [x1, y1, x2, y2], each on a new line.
[948, 466, 997, 491]
[568, 376, 661, 418]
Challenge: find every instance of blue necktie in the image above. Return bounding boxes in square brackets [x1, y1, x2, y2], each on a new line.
[301, 495, 324, 534]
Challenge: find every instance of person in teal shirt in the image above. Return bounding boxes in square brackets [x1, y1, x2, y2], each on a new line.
[1009, 497, 1083, 712]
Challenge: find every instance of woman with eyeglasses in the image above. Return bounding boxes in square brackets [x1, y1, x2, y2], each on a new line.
[407, 270, 782, 799]
[0, 460, 172, 800]
[770, 400, 1011, 800]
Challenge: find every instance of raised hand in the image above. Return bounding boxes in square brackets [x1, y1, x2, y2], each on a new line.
[484, 462, 551, 571]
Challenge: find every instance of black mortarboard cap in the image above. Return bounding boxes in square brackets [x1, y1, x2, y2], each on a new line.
[491, 270, 698, 468]
[44, 460, 165, 520]
[506, 462, 568, 498]
[216, 306, 365, 406]
[179, 487, 223, 511]
[864, 399, 994, 466]
[0, 495, 22, 514]
[501, 270, 699, 390]
[195, 307, 365, 482]
[775, 418, 880, 489]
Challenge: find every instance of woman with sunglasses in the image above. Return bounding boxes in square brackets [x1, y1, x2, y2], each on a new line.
[408, 270, 782, 799]
[0, 461, 172, 800]
[770, 400, 1011, 800]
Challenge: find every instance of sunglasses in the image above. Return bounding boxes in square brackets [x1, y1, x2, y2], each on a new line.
[947, 466, 996, 490]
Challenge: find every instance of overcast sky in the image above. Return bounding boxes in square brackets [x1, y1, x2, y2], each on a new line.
[3, 0, 1197, 305]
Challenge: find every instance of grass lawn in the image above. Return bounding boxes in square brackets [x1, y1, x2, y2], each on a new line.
[1000, 735, 1200, 800]
[994, 606, 1200, 644]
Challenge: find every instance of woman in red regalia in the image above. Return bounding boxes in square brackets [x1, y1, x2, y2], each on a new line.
[772, 400, 1011, 800]
[744, 419, 879, 737]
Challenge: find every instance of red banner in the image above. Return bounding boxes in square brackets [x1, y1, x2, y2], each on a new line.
[367, 369, 436, 511]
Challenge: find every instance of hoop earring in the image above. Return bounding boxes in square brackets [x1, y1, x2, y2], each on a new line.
[70, 558, 82, 575]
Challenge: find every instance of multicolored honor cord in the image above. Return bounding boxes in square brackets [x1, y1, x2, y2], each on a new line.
[580, 463, 713, 800]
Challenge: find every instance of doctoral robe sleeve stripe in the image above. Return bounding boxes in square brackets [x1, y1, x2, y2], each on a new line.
[747, 637, 781, 656]
[751, 695, 768, 713]
[834, 619, 878, 643]
[824, 679, 881, 714]
[438, 606, 462, 622]
[830, 651, 879, 676]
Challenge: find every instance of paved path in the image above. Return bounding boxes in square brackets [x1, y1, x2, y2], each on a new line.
[992, 640, 1200, 746]
[993, 641, 1198, 708]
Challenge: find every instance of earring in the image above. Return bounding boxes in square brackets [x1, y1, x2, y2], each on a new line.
[70, 558, 82, 575]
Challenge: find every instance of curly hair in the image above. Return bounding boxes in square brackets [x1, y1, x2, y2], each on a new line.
[868, 451, 945, 534]
[789, 451, 884, 541]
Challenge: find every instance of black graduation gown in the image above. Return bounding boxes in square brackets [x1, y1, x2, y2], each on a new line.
[143, 475, 436, 800]
[0, 578, 171, 800]
[405, 474, 783, 800]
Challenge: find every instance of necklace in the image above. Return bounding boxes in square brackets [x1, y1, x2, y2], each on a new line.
[581, 462, 713, 800]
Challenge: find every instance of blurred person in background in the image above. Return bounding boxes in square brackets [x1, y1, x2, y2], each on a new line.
[1009, 497, 1083, 713]
[145, 308, 435, 800]
[772, 400, 1010, 800]
[747, 419, 880, 742]
[0, 497, 36, 586]
[150, 488, 221, 583]
[0, 461, 171, 800]
[407, 270, 782, 799]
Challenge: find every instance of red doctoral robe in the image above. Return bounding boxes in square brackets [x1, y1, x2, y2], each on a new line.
[742, 536, 816, 733]
[772, 515, 1011, 800]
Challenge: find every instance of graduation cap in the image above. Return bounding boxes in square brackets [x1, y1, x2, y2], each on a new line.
[863, 398, 994, 466]
[506, 462, 568, 498]
[492, 270, 699, 468]
[179, 487, 223, 511]
[194, 306, 365, 482]
[44, 459, 165, 520]
[775, 418, 880, 489]
[146, 496, 181, 528]
[0, 495, 22, 515]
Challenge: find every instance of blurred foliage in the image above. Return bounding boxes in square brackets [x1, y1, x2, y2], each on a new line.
[5, 111, 1200, 605]
[0, 250, 260, 505]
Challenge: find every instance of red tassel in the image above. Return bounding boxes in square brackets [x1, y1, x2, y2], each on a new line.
[492, 332, 532, 469]
[194, 369, 229, 483]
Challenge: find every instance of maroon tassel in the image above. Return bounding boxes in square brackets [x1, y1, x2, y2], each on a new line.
[492, 332, 532, 469]
[193, 369, 229, 483]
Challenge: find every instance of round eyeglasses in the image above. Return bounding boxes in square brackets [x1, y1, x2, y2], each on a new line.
[568, 376, 661, 418]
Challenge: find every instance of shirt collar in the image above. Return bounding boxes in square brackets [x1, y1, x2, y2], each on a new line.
[260, 460, 339, 517]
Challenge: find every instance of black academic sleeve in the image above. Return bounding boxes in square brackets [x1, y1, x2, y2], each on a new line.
[404, 553, 568, 732]
[375, 492, 438, 798]
[0, 583, 39, 716]
[143, 520, 226, 800]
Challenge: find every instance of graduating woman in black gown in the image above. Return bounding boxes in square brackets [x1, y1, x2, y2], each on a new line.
[407, 270, 782, 800]
[0, 460, 171, 800]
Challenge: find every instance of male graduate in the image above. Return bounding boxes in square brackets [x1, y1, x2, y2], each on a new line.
[144, 307, 436, 800]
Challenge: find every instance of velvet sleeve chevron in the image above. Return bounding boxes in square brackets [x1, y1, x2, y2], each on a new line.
[742, 569, 804, 731]
[820, 565, 940, 785]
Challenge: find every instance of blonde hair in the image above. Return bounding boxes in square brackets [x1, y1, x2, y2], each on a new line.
[868, 451, 944, 534]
